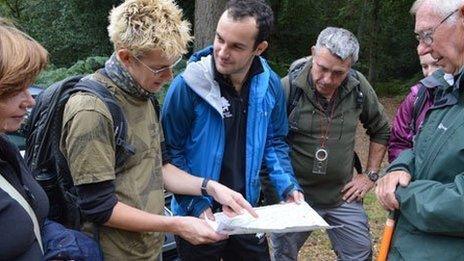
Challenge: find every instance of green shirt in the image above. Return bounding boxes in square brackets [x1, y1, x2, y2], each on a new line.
[60, 72, 165, 260]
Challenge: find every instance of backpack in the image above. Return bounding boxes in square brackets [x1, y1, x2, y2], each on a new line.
[410, 84, 427, 135]
[286, 60, 364, 174]
[409, 69, 450, 136]
[24, 74, 160, 229]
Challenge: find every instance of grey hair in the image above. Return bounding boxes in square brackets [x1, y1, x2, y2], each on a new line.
[314, 27, 359, 64]
[410, 0, 464, 24]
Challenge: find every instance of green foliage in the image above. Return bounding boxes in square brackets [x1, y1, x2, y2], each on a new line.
[1, 0, 424, 86]
[374, 73, 423, 97]
[267, 60, 290, 77]
[1, 0, 121, 67]
[176, 0, 195, 23]
[0, 0, 28, 20]
[36, 56, 108, 87]
[268, 0, 419, 85]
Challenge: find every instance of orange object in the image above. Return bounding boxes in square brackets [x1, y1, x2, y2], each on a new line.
[377, 212, 396, 261]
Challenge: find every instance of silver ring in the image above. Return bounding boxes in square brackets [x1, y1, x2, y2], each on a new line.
[315, 148, 328, 161]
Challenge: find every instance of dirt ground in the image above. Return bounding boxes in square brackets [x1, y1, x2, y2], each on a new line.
[297, 96, 404, 260]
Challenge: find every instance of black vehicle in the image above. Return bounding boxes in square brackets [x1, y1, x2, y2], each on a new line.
[6, 85, 178, 260]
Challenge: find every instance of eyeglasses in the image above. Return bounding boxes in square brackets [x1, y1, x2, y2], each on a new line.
[415, 9, 459, 46]
[134, 56, 182, 76]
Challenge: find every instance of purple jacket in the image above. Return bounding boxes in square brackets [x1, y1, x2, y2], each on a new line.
[388, 83, 433, 163]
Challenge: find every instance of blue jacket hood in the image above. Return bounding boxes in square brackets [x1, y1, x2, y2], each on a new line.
[188, 46, 214, 63]
[183, 46, 223, 116]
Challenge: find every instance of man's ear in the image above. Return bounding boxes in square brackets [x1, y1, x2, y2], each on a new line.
[460, 6, 464, 24]
[117, 49, 133, 67]
[311, 46, 316, 56]
[255, 41, 269, 56]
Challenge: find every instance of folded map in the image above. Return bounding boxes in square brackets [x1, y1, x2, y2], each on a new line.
[206, 202, 332, 235]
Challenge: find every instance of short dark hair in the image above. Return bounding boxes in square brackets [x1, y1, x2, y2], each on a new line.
[225, 0, 274, 47]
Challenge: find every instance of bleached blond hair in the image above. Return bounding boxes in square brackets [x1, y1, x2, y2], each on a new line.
[108, 0, 192, 59]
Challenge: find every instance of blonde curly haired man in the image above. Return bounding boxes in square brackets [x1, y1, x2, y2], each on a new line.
[59, 0, 256, 259]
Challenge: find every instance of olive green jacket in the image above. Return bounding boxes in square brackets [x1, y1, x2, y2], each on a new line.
[61, 71, 165, 260]
[283, 57, 389, 208]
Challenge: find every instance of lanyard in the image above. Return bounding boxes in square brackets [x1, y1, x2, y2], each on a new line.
[315, 89, 338, 148]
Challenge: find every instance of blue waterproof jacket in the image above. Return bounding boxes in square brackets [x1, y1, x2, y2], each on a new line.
[162, 46, 301, 217]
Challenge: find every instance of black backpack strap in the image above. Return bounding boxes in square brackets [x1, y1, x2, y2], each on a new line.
[410, 83, 427, 134]
[349, 69, 364, 109]
[73, 78, 135, 168]
[286, 58, 308, 117]
[286, 73, 304, 117]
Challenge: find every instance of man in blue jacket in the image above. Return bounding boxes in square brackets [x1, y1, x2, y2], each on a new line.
[162, 0, 303, 260]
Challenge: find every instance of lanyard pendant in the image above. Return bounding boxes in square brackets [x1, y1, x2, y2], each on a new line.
[313, 146, 329, 175]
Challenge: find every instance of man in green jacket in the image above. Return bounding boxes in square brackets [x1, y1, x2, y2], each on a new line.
[376, 0, 464, 260]
[270, 27, 390, 260]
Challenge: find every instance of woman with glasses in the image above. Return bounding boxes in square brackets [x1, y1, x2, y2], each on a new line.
[0, 18, 49, 260]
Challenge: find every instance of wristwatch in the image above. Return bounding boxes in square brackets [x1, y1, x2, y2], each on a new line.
[201, 178, 210, 196]
[366, 170, 379, 182]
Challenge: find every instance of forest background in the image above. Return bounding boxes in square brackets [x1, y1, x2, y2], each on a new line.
[0, 0, 421, 96]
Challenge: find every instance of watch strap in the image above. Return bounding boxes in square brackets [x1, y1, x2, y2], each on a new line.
[201, 178, 210, 196]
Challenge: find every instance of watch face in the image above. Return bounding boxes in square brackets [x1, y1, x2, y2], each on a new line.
[368, 172, 379, 182]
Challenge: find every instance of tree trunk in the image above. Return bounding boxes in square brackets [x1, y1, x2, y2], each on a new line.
[368, 0, 380, 82]
[270, 0, 281, 24]
[356, 0, 368, 40]
[194, 0, 227, 51]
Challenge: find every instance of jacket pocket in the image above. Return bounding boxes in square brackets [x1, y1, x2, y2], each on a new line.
[334, 106, 362, 141]
[290, 107, 316, 135]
